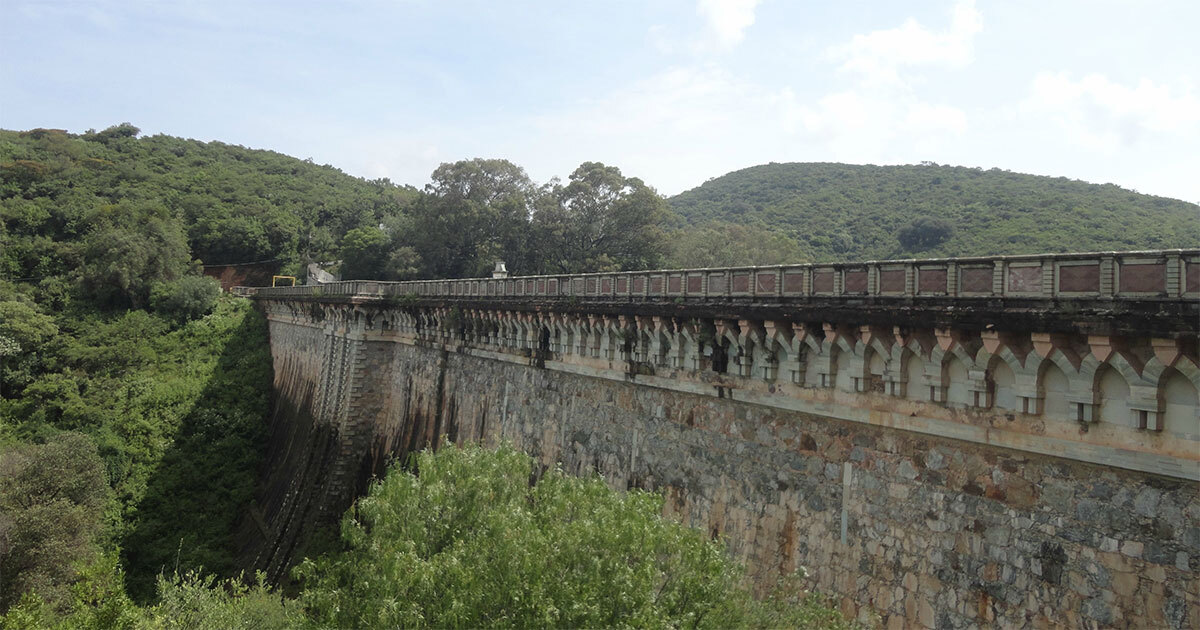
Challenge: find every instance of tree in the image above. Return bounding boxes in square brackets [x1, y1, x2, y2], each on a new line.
[0, 295, 58, 397]
[0, 434, 109, 613]
[533, 162, 671, 273]
[665, 222, 807, 268]
[297, 443, 852, 630]
[337, 225, 418, 281]
[78, 205, 194, 309]
[149, 276, 221, 323]
[897, 216, 954, 252]
[405, 159, 539, 278]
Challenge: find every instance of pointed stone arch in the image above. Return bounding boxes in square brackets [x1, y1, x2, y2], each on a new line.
[1094, 362, 1133, 426]
[1037, 353, 1074, 421]
[901, 341, 930, 401]
[1158, 362, 1200, 437]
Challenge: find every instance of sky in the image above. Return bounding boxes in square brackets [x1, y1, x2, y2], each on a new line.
[2, 0, 1198, 202]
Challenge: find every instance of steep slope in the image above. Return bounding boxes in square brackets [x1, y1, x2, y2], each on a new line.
[0, 125, 418, 275]
[668, 163, 1200, 262]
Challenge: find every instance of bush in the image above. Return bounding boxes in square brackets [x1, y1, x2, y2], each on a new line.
[136, 572, 303, 630]
[0, 434, 109, 613]
[149, 276, 220, 323]
[297, 442, 854, 629]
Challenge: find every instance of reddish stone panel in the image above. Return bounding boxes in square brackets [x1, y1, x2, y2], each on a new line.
[537, 280, 546, 294]
[687, 275, 702, 293]
[668, 276, 681, 293]
[1008, 266, 1041, 293]
[960, 267, 993, 293]
[879, 269, 905, 293]
[756, 272, 776, 293]
[572, 278, 583, 293]
[633, 277, 645, 293]
[709, 274, 726, 293]
[616, 277, 627, 293]
[516, 281, 524, 295]
[601, 278, 612, 293]
[649, 277, 663, 293]
[586, 278, 596, 293]
[783, 272, 804, 293]
[508, 281, 516, 294]
[812, 270, 835, 293]
[547, 280, 557, 293]
[202, 261, 282, 291]
[527, 279, 536, 293]
[1119, 263, 1165, 293]
[1058, 264, 1099, 293]
[1188, 262, 1200, 293]
[918, 268, 947, 294]
[732, 273, 750, 293]
[844, 270, 868, 293]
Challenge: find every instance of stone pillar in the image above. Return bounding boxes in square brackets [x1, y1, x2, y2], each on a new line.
[968, 368, 992, 408]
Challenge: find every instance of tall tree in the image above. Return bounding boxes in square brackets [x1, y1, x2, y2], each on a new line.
[406, 159, 538, 278]
[78, 204, 194, 308]
[533, 162, 671, 273]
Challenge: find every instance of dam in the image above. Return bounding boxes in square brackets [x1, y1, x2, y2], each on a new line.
[241, 249, 1200, 629]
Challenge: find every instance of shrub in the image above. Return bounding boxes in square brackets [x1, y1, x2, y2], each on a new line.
[297, 442, 854, 629]
[149, 276, 220, 323]
[0, 434, 109, 613]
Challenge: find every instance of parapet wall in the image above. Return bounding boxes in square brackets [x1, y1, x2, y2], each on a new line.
[245, 250, 1200, 629]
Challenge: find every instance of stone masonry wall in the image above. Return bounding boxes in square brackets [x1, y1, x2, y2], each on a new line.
[247, 313, 1200, 629]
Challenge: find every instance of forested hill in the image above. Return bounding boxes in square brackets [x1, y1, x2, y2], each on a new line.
[0, 125, 418, 274]
[667, 162, 1200, 262]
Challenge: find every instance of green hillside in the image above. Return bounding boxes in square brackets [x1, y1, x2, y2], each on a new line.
[0, 125, 418, 278]
[667, 162, 1200, 262]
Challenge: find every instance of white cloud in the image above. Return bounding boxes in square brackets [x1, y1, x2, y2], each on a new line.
[1019, 72, 1200, 151]
[520, 65, 970, 194]
[827, 0, 982, 85]
[696, 0, 760, 49]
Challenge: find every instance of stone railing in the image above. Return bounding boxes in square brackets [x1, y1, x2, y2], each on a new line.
[250, 249, 1200, 302]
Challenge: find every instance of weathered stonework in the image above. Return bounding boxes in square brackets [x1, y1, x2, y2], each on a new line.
[243, 250, 1200, 629]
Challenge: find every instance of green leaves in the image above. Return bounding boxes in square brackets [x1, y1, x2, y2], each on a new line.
[297, 443, 852, 630]
[0, 434, 110, 612]
[669, 162, 1200, 261]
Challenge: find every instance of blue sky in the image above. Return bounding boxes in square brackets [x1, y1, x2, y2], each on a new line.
[2, 1, 1198, 202]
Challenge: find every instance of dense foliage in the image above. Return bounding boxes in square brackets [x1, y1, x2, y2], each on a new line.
[0, 294, 272, 603]
[1, 127, 682, 281]
[663, 221, 809, 268]
[668, 162, 1200, 262]
[3, 444, 853, 629]
[299, 443, 853, 629]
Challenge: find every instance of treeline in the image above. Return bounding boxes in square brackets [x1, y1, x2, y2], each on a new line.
[1, 125, 811, 288]
[669, 162, 1200, 262]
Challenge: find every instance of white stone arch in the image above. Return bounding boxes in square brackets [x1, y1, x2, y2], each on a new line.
[1084, 351, 1143, 391]
[981, 349, 1024, 411]
[862, 336, 891, 394]
[1157, 358, 1200, 437]
[1094, 362, 1133, 426]
[901, 340, 930, 401]
[704, 322, 739, 375]
[1139, 353, 1200, 393]
[932, 344, 977, 407]
[832, 335, 857, 392]
[1036, 351, 1077, 420]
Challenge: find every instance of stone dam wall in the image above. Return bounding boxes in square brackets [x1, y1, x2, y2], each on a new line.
[240, 250, 1200, 629]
